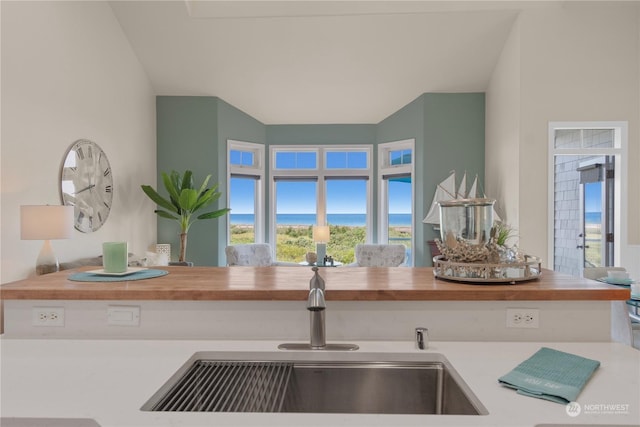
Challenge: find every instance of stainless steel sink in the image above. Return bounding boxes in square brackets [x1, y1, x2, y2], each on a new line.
[141, 351, 487, 415]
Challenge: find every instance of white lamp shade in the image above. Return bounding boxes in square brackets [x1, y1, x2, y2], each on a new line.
[312, 225, 330, 243]
[20, 205, 74, 240]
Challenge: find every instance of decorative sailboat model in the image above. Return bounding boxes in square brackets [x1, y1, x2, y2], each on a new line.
[425, 171, 541, 284]
[423, 171, 499, 228]
[423, 171, 457, 227]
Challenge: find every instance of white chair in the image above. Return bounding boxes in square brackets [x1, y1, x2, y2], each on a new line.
[346, 244, 407, 267]
[583, 267, 638, 348]
[225, 243, 299, 266]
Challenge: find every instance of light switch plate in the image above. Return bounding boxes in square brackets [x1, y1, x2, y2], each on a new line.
[107, 305, 140, 326]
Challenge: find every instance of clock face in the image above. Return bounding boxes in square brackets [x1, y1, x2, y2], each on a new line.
[60, 139, 113, 233]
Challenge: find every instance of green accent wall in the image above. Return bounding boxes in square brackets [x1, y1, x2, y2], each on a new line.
[377, 95, 426, 264]
[376, 93, 486, 266]
[156, 93, 484, 267]
[423, 93, 486, 265]
[156, 96, 264, 266]
[267, 124, 376, 145]
[216, 99, 267, 264]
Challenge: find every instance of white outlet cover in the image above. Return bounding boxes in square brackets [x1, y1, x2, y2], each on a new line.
[506, 308, 539, 329]
[32, 307, 65, 327]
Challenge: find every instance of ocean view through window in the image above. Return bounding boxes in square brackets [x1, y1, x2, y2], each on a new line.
[379, 139, 415, 265]
[268, 145, 374, 264]
[230, 143, 413, 264]
[231, 213, 412, 227]
[227, 140, 264, 246]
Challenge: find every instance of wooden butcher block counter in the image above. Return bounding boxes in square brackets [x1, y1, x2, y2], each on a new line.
[0, 266, 629, 301]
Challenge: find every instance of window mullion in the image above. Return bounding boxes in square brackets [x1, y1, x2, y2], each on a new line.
[318, 171, 327, 226]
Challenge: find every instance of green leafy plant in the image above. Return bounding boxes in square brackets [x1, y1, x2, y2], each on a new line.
[141, 170, 230, 262]
[492, 221, 517, 247]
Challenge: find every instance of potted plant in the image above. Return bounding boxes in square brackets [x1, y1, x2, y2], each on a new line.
[141, 170, 230, 264]
[492, 221, 517, 247]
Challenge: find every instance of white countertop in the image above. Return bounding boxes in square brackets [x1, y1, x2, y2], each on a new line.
[1, 339, 638, 427]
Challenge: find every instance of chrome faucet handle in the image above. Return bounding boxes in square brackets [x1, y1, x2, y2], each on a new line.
[309, 266, 325, 291]
[415, 327, 429, 350]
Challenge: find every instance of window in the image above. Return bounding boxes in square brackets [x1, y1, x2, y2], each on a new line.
[326, 150, 368, 169]
[379, 139, 415, 266]
[230, 149, 254, 167]
[548, 123, 627, 277]
[325, 178, 368, 262]
[227, 140, 265, 244]
[275, 151, 317, 169]
[389, 148, 412, 166]
[270, 146, 372, 264]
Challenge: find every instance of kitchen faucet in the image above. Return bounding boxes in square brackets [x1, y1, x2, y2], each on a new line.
[307, 266, 327, 348]
[278, 267, 358, 351]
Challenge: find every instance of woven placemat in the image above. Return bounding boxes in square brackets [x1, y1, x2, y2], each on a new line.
[68, 269, 168, 282]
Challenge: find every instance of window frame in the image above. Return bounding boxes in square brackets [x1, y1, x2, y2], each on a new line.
[547, 122, 628, 272]
[269, 145, 373, 253]
[378, 139, 415, 265]
[227, 140, 265, 244]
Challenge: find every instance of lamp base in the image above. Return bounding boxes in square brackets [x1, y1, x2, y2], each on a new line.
[316, 243, 326, 266]
[36, 263, 59, 275]
[35, 240, 59, 275]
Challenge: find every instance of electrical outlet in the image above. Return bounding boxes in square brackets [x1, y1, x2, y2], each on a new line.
[506, 308, 539, 329]
[32, 307, 65, 327]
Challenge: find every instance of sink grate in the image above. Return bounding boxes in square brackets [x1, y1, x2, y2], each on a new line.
[150, 360, 294, 412]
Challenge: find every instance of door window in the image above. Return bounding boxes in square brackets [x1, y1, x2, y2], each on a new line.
[549, 124, 626, 277]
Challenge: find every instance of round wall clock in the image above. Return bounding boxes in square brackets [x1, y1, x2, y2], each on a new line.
[60, 139, 113, 233]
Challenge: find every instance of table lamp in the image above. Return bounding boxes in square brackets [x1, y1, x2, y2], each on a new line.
[312, 225, 330, 266]
[20, 205, 74, 275]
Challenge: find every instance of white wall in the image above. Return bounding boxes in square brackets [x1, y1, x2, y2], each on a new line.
[621, 245, 640, 280]
[487, 3, 640, 267]
[2, 299, 613, 343]
[1, 2, 157, 283]
[485, 16, 520, 229]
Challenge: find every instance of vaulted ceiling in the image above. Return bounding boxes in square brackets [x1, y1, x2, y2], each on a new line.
[109, 1, 557, 124]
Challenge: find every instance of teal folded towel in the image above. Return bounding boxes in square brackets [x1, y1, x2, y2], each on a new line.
[498, 347, 600, 404]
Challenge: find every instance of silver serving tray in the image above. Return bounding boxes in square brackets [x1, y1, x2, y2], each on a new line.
[433, 255, 542, 284]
